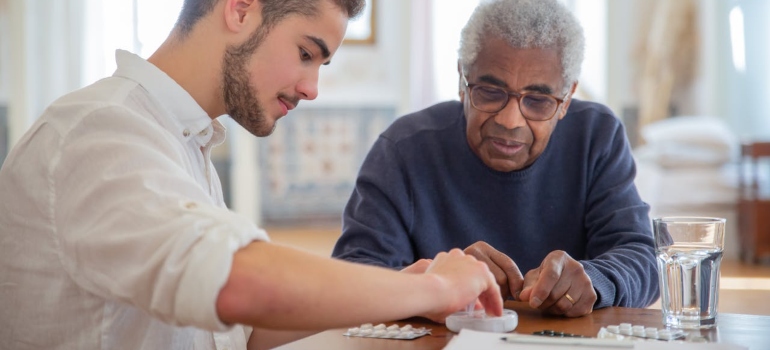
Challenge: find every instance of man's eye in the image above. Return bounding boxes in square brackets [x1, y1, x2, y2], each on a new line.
[300, 48, 312, 61]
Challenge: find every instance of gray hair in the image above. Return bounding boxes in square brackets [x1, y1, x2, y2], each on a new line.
[458, 0, 584, 88]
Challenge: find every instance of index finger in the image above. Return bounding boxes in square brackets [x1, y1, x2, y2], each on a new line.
[486, 249, 524, 299]
[477, 271, 503, 317]
[525, 255, 566, 308]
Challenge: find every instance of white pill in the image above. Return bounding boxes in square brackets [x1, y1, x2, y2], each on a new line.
[619, 323, 632, 330]
[400, 324, 413, 331]
[374, 323, 387, 331]
[607, 325, 620, 333]
[658, 330, 673, 340]
[360, 329, 373, 335]
[632, 329, 646, 337]
[386, 330, 400, 337]
[387, 324, 400, 331]
[373, 330, 386, 336]
[360, 323, 373, 329]
[347, 327, 360, 335]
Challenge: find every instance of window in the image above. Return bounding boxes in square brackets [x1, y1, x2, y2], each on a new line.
[430, 0, 608, 104]
[82, 0, 182, 84]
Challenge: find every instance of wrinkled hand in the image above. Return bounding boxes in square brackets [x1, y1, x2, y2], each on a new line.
[517, 250, 596, 317]
[463, 241, 524, 300]
[400, 259, 433, 274]
[421, 249, 503, 323]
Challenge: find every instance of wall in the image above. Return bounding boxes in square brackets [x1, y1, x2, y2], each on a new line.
[313, 0, 412, 115]
[0, 0, 7, 105]
[724, 1, 770, 140]
[607, 0, 724, 130]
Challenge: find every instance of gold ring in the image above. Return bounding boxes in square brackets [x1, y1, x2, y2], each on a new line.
[564, 293, 576, 304]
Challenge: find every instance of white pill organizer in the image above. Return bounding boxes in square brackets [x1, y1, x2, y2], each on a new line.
[344, 323, 431, 340]
[446, 308, 518, 333]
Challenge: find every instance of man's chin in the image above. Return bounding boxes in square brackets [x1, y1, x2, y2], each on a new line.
[250, 123, 276, 137]
[483, 157, 527, 173]
[232, 117, 276, 137]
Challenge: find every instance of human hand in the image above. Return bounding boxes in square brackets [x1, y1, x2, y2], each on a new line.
[516, 250, 596, 317]
[463, 241, 524, 299]
[421, 249, 503, 323]
[400, 259, 433, 274]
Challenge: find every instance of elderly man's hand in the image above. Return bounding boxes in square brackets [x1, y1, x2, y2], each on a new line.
[517, 250, 596, 317]
[463, 241, 524, 300]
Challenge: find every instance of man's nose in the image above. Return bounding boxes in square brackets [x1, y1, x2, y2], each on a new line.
[493, 97, 528, 129]
[297, 70, 319, 100]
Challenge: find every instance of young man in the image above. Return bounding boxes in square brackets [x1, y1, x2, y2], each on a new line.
[333, 0, 659, 318]
[0, 1, 502, 349]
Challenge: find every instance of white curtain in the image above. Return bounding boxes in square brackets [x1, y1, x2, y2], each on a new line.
[409, 0, 436, 111]
[6, 0, 88, 146]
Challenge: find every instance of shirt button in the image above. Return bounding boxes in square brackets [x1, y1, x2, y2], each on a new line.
[183, 129, 191, 137]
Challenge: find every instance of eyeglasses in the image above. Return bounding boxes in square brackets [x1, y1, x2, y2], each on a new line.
[462, 74, 569, 121]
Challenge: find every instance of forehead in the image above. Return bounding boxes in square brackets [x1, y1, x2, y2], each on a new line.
[468, 37, 564, 91]
[273, 1, 349, 52]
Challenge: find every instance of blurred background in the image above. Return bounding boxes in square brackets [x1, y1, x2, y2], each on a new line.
[1, 0, 769, 266]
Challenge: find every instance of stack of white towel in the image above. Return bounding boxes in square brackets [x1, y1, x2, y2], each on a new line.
[633, 116, 740, 259]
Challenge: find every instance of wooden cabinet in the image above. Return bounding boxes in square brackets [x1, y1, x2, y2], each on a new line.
[739, 142, 770, 263]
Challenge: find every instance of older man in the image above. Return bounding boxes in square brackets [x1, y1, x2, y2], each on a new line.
[333, 0, 658, 317]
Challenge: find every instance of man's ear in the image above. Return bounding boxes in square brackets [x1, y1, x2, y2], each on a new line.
[557, 81, 578, 120]
[223, 0, 260, 34]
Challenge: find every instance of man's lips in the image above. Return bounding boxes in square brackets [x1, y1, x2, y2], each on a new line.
[488, 137, 526, 156]
[278, 98, 296, 116]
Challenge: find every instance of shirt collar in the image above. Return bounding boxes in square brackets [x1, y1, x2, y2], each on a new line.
[112, 49, 215, 143]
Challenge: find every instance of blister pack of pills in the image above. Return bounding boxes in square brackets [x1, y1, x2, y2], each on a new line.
[597, 323, 686, 341]
[344, 323, 431, 340]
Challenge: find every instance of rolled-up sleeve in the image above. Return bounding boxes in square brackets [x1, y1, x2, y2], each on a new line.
[52, 106, 267, 331]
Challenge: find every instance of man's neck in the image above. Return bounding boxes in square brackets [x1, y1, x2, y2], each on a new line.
[148, 29, 227, 120]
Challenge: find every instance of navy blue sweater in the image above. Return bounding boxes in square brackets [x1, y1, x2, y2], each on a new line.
[333, 100, 659, 308]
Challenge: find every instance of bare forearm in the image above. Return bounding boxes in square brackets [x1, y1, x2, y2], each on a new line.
[247, 329, 318, 350]
[216, 241, 452, 329]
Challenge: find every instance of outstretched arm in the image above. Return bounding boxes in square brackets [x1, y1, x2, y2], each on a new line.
[217, 244, 503, 330]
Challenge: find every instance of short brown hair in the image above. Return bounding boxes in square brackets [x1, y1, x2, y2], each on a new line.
[176, 0, 365, 35]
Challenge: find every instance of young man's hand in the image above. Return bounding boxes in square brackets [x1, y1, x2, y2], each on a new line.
[420, 249, 503, 323]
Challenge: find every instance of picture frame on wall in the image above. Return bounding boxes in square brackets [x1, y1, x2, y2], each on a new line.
[344, 0, 375, 45]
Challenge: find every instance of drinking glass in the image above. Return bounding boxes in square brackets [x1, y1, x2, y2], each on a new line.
[653, 217, 726, 329]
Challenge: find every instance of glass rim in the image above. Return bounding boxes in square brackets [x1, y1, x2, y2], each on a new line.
[653, 216, 726, 224]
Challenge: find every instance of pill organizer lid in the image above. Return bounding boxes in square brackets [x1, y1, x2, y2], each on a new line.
[446, 309, 518, 333]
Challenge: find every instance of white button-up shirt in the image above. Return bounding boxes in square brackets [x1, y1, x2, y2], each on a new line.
[0, 50, 268, 349]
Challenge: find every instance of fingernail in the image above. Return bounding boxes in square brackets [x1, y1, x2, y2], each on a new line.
[513, 291, 521, 300]
[531, 296, 542, 308]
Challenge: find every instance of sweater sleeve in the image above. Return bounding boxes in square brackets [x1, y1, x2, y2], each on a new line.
[580, 120, 660, 309]
[332, 136, 416, 269]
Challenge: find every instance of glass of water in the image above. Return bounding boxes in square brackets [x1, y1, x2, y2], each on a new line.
[654, 217, 726, 329]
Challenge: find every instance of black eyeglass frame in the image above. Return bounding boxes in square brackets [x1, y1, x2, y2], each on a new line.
[461, 73, 570, 121]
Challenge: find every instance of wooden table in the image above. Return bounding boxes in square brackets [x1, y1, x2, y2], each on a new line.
[276, 301, 770, 350]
